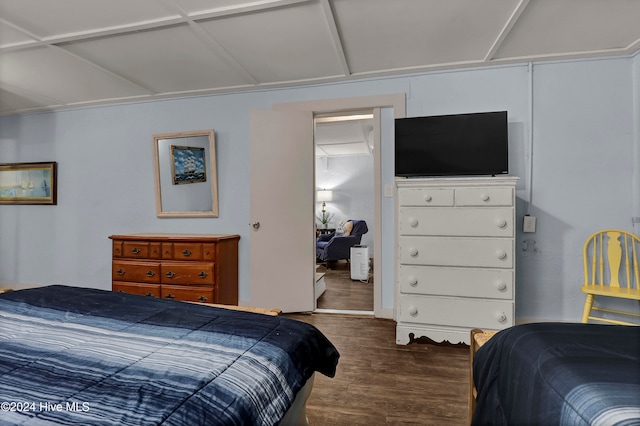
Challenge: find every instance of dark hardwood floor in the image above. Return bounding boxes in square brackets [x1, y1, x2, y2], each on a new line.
[316, 261, 373, 311]
[286, 312, 470, 425]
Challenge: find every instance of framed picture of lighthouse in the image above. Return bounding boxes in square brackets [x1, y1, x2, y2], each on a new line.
[170, 145, 207, 185]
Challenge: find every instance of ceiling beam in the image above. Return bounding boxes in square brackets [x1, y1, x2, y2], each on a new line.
[50, 45, 157, 95]
[185, 0, 311, 20]
[484, 0, 531, 62]
[319, 0, 350, 77]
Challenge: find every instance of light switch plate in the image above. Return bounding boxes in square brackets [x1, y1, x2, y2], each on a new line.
[384, 184, 393, 198]
[523, 215, 536, 233]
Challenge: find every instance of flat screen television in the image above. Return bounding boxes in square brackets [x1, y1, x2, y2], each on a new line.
[394, 111, 508, 177]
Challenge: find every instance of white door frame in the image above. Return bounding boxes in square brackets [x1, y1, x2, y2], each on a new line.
[274, 94, 406, 318]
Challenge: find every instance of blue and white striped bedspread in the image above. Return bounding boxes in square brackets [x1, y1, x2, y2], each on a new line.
[472, 322, 640, 426]
[0, 286, 339, 425]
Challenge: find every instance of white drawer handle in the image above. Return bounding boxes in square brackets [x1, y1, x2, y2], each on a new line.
[424, 195, 432, 202]
[495, 281, 507, 292]
[496, 250, 507, 260]
[496, 218, 507, 228]
[496, 312, 507, 323]
[408, 276, 418, 287]
[408, 306, 418, 316]
[481, 194, 490, 202]
[409, 218, 419, 228]
[409, 248, 419, 257]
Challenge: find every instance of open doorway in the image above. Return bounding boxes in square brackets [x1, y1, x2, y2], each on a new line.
[314, 112, 374, 314]
[269, 93, 405, 319]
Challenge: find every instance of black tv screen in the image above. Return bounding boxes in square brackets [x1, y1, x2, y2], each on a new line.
[394, 111, 508, 177]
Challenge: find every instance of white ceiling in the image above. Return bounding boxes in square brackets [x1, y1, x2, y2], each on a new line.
[1, 0, 639, 116]
[315, 114, 373, 156]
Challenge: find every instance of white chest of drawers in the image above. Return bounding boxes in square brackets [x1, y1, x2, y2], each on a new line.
[395, 177, 519, 345]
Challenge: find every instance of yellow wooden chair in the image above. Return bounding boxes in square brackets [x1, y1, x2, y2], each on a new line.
[581, 229, 640, 325]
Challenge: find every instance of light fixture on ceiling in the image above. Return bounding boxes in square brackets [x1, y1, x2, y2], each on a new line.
[315, 114, 374, 124]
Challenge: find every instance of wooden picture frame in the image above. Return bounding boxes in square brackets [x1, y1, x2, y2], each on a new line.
[0, 162, 57, 205]
[153, 130, 218, 218]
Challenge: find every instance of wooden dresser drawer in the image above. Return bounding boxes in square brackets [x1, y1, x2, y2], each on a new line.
[399, 207, 513, 237]
[399, 188, 454, 206]
[160, 262, 215, 285]
[113, 260, 160, 283]
[161, 285, 215, 303]
[398, 295, 512, 330]
[118, 241, 162, 259]
[161, 243, 217, 261]
[398, 265, 513, 299]
[113, 282, 160, 297]
[455, 187, 513, 206]
[399, 236, 513, 268]
[112, 240, 123, 257]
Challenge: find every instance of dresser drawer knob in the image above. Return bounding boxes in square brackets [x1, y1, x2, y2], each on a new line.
[409, 248, 419, 257]
[408, 306, 418, 316]
[198, 271, 208, 279]
[182, 249, 192, 256]
[409, 218, 419, 228]
[496, 250, 507, 260]
[116, 268, 125, 276]
[132, 248, 141, 254]
[424, 195, 433, 202]
[146, 270, 155, 277]
[165, 293, 175, 299]
[496, 312, 507, 323]
[481, 194, 490, 202]
[198, 296, 208, 302]
[496, 218, 507, 228]
[165, 271, 175, 278]
[408, 276, 418, 287]
[495, 281, 507, 292]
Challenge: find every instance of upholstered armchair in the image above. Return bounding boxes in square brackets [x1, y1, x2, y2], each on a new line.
[316, 220, 368, 263]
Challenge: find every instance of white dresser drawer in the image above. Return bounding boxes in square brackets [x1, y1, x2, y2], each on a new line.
[398, 295, 513, 330]
[399, 207, 513, 237]
[399, 188, 454, 206]
[399, 236, 513, 268]
[455, 187, 513, 206]
[399, 265, 513, 299]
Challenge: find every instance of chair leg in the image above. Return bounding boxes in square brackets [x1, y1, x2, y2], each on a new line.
[581, 294, 594, 323]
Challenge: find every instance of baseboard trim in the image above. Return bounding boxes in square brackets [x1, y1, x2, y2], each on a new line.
[314, 308, 374, 316]
[515, 317, 570, 324]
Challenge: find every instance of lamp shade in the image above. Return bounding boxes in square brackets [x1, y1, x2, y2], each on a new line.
[317, 190, 333, 202]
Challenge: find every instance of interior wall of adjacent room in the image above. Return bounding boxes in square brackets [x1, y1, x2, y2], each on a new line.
[315, 154, 374, 252]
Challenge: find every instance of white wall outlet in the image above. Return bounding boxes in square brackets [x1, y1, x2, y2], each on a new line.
[523, 215, 536, 233]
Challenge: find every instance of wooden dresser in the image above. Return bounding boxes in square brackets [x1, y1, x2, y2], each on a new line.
[109, 233, 240, 305]
[395, 177, 518, 345]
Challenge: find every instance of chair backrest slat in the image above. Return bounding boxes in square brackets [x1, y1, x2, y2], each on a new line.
[633, 237, 639, 286]
[624, 234, 631, 287]
[607, 231, 622, 288]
